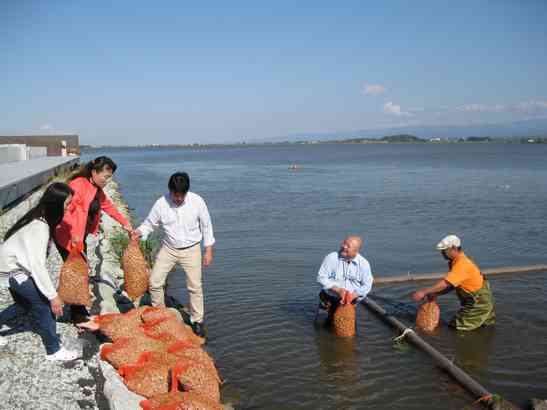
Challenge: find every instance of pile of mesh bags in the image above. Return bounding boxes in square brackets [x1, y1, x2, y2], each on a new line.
[92, 306, 222, 410]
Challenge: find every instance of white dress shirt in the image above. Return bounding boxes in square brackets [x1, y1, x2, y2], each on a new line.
[0, 219, 58, 300]
[137, 192, 215, 249]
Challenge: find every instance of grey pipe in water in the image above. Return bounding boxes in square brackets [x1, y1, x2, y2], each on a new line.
[362, 296, 493, 407]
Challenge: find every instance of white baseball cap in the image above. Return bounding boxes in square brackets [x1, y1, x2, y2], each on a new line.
[436, 234, 461, 250]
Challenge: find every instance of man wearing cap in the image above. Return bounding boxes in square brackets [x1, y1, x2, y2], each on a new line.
[412, 234, 495, 331]
[316, 235, 374, 322]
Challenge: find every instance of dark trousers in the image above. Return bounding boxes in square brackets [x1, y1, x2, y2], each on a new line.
[0, 277, 60, 354]
[54, 240, 90, 323]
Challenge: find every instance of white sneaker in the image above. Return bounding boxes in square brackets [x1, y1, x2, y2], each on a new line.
[0, 336, 7, 347]
[45, 346, 80, 361]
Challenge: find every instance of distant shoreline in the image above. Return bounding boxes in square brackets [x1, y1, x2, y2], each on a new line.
[81, 134, 547, 150]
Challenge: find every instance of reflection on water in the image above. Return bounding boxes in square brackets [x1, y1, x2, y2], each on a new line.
[454, 326, 496, 378]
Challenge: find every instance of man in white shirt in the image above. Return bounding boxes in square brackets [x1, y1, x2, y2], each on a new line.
[134, 172, 215, 338]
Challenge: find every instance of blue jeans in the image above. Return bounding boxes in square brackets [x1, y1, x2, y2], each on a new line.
[0, 277, 60, 354]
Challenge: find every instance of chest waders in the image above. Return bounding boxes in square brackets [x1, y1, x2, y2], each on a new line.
[451, 279, 495, 331]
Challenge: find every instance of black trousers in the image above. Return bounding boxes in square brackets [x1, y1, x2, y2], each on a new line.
[54, 240, 90, 323]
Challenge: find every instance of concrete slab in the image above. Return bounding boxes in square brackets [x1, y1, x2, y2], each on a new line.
[0, 156, 80, 209]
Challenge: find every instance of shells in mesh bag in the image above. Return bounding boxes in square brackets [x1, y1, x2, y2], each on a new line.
[98, 308, 144, 341]
[333, 304, 356, 337]
[175, 360, 221, 403]
[57, 248, 91, 307]
[415, 299, 440, 332]
[144, 317, 204, 346]
[141, 306, 179, 324]
[100, 334, 165, 369]
[169, 342, 220, 383]
[140, 391, 224, 410]
[121, 360, 172, 398]
[122, 238, 150, 300]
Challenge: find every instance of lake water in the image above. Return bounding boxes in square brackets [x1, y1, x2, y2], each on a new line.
[84, 143, 547, 409]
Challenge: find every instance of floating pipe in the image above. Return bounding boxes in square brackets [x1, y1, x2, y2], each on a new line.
[362, 296, 493, 406]
[374, 264, 547, 284]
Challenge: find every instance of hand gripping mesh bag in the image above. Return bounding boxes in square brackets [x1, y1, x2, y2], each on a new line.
[57, 247, 91, 307]
[122, 237, 150, 300]
[415, 298, 440, 333]
[140, 390, 224, 410]
[333, 304, 356, 337]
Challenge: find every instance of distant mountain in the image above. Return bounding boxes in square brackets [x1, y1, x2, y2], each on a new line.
[259, 117, 547, 143]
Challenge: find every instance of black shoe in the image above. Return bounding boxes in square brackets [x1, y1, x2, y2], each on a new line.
[192, 321, 206, 338]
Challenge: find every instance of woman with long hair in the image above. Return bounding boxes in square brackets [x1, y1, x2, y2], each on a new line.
[0, 182, 80, 361]
[54, 156, 133, 322]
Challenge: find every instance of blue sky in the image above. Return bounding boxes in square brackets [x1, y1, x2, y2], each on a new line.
[1, 1, 547, 144]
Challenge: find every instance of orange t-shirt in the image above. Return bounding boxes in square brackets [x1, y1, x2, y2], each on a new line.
[444, 252, 483, 293]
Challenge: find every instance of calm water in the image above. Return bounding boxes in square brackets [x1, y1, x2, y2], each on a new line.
[84, 143, 547, 409]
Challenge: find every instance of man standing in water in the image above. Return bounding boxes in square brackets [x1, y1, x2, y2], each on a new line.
[134, 172, 215, 338]
[316, 235, 374, 321]
[412, 234, 495, 331]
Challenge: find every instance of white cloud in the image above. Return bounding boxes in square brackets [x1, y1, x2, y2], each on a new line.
[383, 101, 412, 117]
[363, 84, 386, 96]
[458, 104, 506, 113]
[39, 124, 53, 130]
[458, 100, 547, 114]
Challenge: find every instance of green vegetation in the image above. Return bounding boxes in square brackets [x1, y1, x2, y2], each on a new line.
[108, 226, 161, 268]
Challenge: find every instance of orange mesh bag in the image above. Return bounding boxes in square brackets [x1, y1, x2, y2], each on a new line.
[120, 353, 172, 398]
[100, 334, 165, 369]
[97, 308, 144, 341]
[144, 317, 204, 346]
[141, 307, 179, 324]
[333, 304, 356, 337]
[174, 360, 221, 402]
[140, 391, 223, 410]
[416, 298, 440, 333]
[57, 247, 91, 307]
[168, 341, 220, 383]
[122, 237, 150, 300]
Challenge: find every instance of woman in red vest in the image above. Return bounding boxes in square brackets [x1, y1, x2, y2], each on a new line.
[54, 156, 132, 322]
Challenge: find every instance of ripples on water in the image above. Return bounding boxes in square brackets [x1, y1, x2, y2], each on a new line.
[84, 144, 547, 409]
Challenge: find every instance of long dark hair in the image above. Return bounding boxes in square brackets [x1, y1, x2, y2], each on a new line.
[69, 156, 118, 181]
[4, 182, 74, 241]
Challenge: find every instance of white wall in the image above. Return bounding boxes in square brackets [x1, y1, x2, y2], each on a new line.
[0, 144, 28, 163]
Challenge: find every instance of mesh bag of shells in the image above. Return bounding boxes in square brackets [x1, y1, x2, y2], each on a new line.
[57, 248, 91, 307]
[122, 237, 150, 300]
[100, 334, 165, 369]
[174, 359, 221, 403]
[141, 306, 179, 324]
[168, 341, 220, 382]
[120, 359, 172, 398]
[143, 317, 204, 346]
[97, 308, 145, 341]
[415, 298, 440, 332]
[333, 304, 356, 337]
[140, 390, 224, 410]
